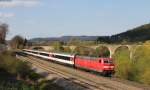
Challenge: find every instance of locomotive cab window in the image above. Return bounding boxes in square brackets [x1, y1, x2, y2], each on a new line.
[99, 60, 101, 63]
[103, 60, 113, 64]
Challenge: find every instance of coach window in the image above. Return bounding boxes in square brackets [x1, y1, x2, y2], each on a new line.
[54, 55, 70, 61]
[104, 60, 109, 63]
[40, 53, 49, 56]
[103, 60, 113, 64]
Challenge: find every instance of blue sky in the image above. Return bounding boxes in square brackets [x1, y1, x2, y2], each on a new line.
[0, 0, 150, 39]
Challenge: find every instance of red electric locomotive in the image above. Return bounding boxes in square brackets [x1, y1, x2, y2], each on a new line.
[74, 56, 114, 75]
[23, 49, 115, 76]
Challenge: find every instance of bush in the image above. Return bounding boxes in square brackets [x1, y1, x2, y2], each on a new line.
[0, 80, 35, 90]
[0, 51, 65, 89]
[0, 52, 40, 89]
[29, 71, 42, 83]
[52, 41, 64, 52]
[140, 68, 150, 85]
[16, 61, 32, 79]
[0, 51, 19, 74]
[95, 46, 110, 57]
[113, 45, 150, 85]
[73, 46, 95, 56]
[63, 47, 72, 53]
[131, 45, 150, 85]
[113, 47, 131, 79]
[0, 51, 42, 84]
[39, 79, 64, 90]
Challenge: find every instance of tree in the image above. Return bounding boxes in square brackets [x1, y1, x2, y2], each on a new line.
[0, 23, 8, 44]
[23, 38, 28, 46]
[131, 44, 150, 85]
[96, 36, 111, 44]
[10, 35, 25, 49]
[113, 47, 131, 79]
[67, 38, 81, 46]
[95, 46, 110, 57]
[63, 47, 72, 53]
[73, 46, 96, 56]
[16, 61, 32, 80]
[52, 41, 64, 52]
[28, 71, 42, 83]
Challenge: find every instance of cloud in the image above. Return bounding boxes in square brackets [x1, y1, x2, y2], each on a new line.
[0, 12, 15, 18]
[0, 0, 40, 8]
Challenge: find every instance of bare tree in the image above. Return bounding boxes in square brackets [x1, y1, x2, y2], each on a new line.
[10, 35, 25, 49]
[67, 38, 81, 46]
[0, 23, 8, 44]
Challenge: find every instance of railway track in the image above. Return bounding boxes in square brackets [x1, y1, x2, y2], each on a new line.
[19, 56, 106, 90]
[18, 55, 146, 90]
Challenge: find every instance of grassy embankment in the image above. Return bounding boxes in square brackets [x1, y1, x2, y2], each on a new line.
[0, 51, 64, 90]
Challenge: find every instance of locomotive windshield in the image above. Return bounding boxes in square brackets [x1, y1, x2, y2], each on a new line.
[103, 60, 113, 64]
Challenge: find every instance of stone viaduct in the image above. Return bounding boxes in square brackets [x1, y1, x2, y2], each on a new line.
[29, 44, 142, 59]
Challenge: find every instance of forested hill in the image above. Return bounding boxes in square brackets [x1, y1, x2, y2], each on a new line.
[111, 23, 150, 43]
[111, 24, 150, 42]
[30, 36, 99, 42]
[30, 23, 150, 44]
[97, 23, 150, 43]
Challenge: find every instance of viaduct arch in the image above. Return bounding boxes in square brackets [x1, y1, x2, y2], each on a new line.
[30, 44, 141, 59]
[90, 45, 132, 58]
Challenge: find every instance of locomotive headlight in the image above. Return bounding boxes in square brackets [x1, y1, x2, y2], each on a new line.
[110, 66, 114, 68]
[103, 66, 110, 68]
[104, 66, 114, 68]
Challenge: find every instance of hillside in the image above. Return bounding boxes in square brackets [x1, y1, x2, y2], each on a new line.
[30, 36, 99, 43]
[97, 23, 150, 43]
[30, 23, 150, 44]
[111, 23, 150, 43]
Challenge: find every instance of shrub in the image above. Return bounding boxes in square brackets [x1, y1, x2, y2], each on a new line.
[16, 61, 32, 79]
[0, 51, 43, 89]
[29, 71, 42, 83]
[131, 45, 150, 85]
[0, 51, 42, 82]
[95, 46, 110, 57]
[39, 79, 64, 90]
[63, 47, 72, 53]
[140, 68, 150, 85]
[113, 45, 150, 85]
[113, 46, 131, 79]
[52, 41, 64, 52]
[0, 51, 19, 74]
[73, 46, 95, 56]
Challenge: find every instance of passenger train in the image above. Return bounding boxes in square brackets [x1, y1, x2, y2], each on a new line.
[23, 49, 115, 76]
